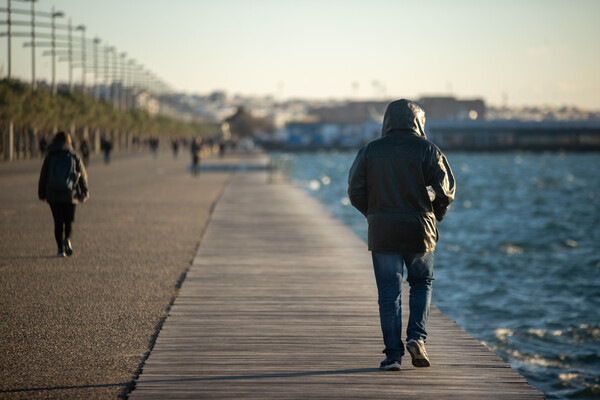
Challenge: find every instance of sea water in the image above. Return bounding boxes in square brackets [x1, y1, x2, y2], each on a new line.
[270, 151, 600, 399]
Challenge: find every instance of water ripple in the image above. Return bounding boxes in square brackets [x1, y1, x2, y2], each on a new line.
[272, 151, 600, 400]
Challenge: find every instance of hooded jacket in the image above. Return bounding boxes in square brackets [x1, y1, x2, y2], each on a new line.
[347, 99, 455, 253]
[38, 141, 89, 204]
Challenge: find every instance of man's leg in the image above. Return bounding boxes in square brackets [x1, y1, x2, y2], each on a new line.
[404, 252, 434, 340]
[372, 252, 405, 362]
[405, 252, 434, 367]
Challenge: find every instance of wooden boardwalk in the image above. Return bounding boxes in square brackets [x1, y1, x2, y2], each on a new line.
[130, 157, 544, 399]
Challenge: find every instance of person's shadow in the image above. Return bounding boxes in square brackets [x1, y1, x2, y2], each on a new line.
[140, 367, 382, 383]
[0, 255, 59, 260]
[0, 368, 385, 397]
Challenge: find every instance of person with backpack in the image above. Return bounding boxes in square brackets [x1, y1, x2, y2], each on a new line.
[38, 132, 89, 257]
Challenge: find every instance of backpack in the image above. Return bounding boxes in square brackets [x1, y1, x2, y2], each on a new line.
[47, 151, 79, 191]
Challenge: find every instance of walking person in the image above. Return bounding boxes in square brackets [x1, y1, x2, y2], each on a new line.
[80, 139, 90, 166]
[348, 99, 455, 371]
[191, 136, 202, 176]
[149, 138, 159, 158]
[39, 136, 48, 158]
[38, 132, 89, 257]
[171, 139, 180, 159]
[101, 137, 112, 164]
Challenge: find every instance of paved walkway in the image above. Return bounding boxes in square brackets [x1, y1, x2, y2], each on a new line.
[0, 150, 237, 399]
[130, 160, 544, 399]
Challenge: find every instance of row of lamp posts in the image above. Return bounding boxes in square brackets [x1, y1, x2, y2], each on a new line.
[0, 0, 172, 160]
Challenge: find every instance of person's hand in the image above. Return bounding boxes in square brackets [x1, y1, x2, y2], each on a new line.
[40, 199, 46, 203]
[82, 196, 88, 203]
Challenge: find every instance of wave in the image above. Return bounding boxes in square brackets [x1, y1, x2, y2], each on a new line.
[273, 151, 600, 400]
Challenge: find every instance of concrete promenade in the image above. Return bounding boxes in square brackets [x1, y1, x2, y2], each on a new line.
[130, 156, 544, 399]
[0, 149, 236, 399]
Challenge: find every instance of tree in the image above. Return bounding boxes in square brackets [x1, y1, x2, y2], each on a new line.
[225, 106, 275, 138]
[1, 80, 219, 160]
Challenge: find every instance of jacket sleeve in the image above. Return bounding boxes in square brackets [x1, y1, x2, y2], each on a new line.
[38, 156, 49, 200]
[347, 145, 369, 217]
[426, 149, 455, 221]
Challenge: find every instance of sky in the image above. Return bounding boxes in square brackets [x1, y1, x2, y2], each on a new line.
[2, 0, 600, 109]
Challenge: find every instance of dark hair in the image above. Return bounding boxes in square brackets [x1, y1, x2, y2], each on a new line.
[52, 131, 71, 144]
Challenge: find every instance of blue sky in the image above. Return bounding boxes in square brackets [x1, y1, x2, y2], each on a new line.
[3, 0, 599, 108]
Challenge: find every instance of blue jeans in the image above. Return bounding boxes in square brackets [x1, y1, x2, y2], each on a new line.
[372, 251, 434, 360]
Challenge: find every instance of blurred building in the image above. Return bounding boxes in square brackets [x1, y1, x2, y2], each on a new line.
[283, 121, 380, 149]
[134, 91, 159, 116]
[427, 120, 600, 151]
[417, 96, 486, 121]
[306, 101, 388, 124]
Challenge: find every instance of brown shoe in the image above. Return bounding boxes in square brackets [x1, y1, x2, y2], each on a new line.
[407, 339, 430, 367]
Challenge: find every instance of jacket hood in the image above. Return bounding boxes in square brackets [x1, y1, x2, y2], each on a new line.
[381, 99, 426, 138]
[47, 141, 74, 154]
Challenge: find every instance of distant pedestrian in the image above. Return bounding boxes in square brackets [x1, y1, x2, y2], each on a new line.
[171, 139, 179, 158]
[101, 138, 113, 164]
[38, 131, 89, 258]
[348, 99, 455, 371]
[39, 136, 48, 158]
[191, 137, 202, 176]
[80, 139, 90, 166]
[150, 138, 159, 158]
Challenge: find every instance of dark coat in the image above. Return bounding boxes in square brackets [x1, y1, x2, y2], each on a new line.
[38, 142, 89, 204]
[348, 99, 455, 253]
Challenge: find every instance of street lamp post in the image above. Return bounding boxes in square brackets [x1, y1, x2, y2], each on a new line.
[112, 46, 118, 108]
[6, 0, 12, 160]
[3, 0, 38, 85]
[93, 37, 100, 100]
[3, 3, 65, 93]
[27, 0, 36, 89]
[67, 18, 73, 92]
[101, 45, 120, 108]
[135, 63, 145, 105]
[103, 43, 110, 102]
[127, 59, 136, 110]
[6, 0, 11, 79]
[75, 24, 85, 92]
[51, 8, 64, 95]
[120, 52, 127, 111]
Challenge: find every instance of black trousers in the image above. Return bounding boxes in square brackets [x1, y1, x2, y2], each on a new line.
[48, 202, 76, 251]
[192, 155, 200, 175]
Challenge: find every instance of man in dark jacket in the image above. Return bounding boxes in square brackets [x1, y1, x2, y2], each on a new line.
[39, 132, 89, 257]
[348, 99, 455, 371]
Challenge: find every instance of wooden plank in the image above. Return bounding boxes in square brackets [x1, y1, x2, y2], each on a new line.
[130, 156, 544, 399]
